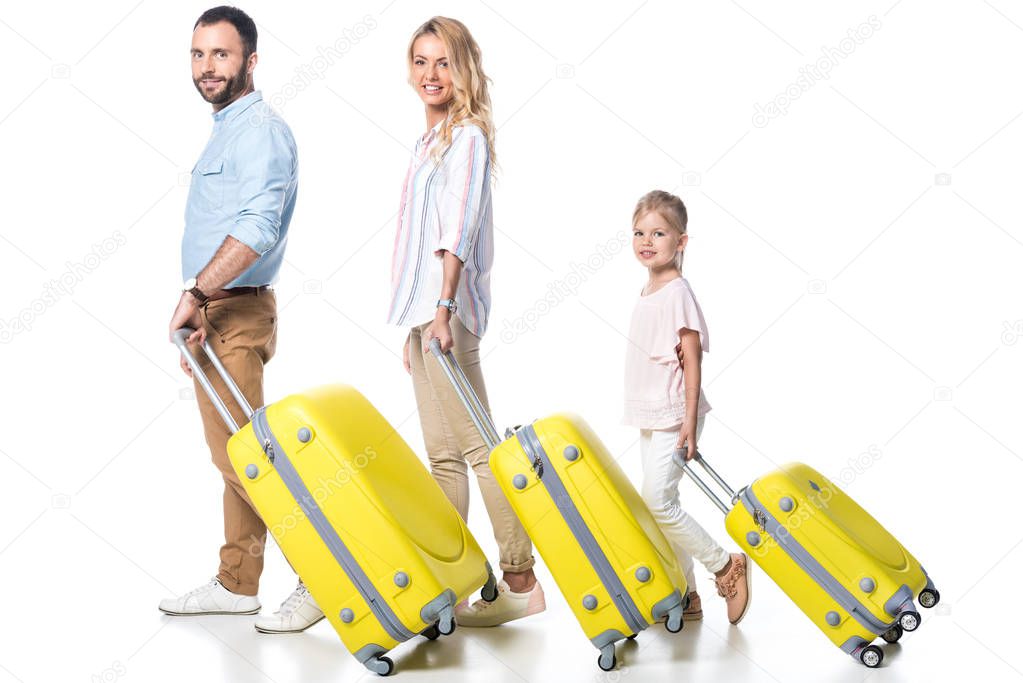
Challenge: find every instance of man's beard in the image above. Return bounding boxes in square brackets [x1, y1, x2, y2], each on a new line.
[193, 65, 249, 105]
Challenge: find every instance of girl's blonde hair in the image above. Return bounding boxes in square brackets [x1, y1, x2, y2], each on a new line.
[408, 17, 496, 169]
[633, 190, 689, 271]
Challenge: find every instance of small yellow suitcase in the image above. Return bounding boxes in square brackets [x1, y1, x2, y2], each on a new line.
[175, 330, 497, 676]
[431, 342, 688, 672]
[678, 451, 939, 668]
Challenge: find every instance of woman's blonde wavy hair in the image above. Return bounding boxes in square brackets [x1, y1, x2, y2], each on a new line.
[408, 17, 496, 169]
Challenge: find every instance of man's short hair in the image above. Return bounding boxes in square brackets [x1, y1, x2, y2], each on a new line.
[194, 6, 257, 58]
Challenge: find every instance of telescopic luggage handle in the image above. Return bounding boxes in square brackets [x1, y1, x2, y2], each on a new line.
[428, 338, 502, 451]
[674, 446, 739, 515]
[172, 327, 254, 434]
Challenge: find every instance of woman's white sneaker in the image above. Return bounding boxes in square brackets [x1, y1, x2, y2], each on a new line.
[454, 580, 546, 627]
[158, 578, 261, 616]
[254, 582, 325, 633]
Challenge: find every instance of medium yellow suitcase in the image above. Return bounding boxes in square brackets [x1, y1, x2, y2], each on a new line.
[430, 342, 688, 672]
[175, 330, 497, 676]
[679, 451, 939, 668]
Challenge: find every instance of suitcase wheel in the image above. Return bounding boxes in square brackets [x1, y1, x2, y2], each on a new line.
[626, 633, 638, 641]
[882, 624, 903, 644]
[481, 573, 499, 603]
[898, 610, 921, 632]
[422, 624, 441, 641]
[859, 645, 883, 668]
[919, 588, 940, 608]
[365, 656, 394, 676]
[664, 603, 684, 633]
[438, 614, 456, 636]
[665, 612, 684, 633]
[597, 650, 617, 672]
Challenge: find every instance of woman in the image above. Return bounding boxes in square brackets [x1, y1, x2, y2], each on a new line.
[388, 16, 545, 626]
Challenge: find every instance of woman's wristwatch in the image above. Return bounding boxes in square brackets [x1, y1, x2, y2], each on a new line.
[437, 298, 457, 314]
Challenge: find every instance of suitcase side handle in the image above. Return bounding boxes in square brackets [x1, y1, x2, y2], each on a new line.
[428, 338, 501, 451]
[172, 327, 254, 434]
[674, 446, 737, 515]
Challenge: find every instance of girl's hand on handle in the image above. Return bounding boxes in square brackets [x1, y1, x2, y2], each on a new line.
[676, 420, 698, 461]
[403, 335, 412, 375]
[675, 329, 703, 462]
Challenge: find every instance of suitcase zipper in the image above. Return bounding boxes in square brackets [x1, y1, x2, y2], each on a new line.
[252, 408, 414, 642]
[516, 424, 647, 635]
[753, 507, 766, 532]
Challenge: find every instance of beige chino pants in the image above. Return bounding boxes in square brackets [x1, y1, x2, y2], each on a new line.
[191, 290, 277, 596]
[407, 317, 534, 573]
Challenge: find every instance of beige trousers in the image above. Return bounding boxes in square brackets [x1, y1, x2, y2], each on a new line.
[191, 290, 277, 596]
[407, 317, 535, 573]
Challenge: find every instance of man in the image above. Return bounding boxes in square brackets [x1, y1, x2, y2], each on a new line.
[161, 6, 322, 634]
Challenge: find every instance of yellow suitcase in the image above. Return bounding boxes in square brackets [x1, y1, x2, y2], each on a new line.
[175, 330, 497, 676]
[431, 342, 688, 672]
[679, 451, 939, 668]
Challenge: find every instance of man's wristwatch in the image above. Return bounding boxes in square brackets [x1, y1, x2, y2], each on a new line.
[437, 298, 457, 314]
[183, 277, 209, 306]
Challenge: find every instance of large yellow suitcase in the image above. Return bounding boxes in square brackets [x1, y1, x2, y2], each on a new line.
[678, 451, 939, 668]
[430, 342, 688, 672]
[175, 330, 497, 676]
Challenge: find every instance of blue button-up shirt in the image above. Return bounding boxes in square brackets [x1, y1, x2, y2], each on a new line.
[182, 90, 298, 287]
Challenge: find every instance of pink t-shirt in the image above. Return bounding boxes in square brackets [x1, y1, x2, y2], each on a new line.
[623, 277, 712, 430]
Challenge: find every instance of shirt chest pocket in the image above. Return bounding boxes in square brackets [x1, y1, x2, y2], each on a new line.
[190, 157, 226, 210]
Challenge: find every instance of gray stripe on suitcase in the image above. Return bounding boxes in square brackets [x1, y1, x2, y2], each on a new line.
[516, 424, 648, 635]
[738, 485, 891, 635]
[252, 408, 415, 643]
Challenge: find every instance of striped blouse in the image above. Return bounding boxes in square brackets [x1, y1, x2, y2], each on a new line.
[387, 120, 494, 337]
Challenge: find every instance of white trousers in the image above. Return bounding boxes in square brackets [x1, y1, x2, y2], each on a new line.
[639, 417, 730, 591]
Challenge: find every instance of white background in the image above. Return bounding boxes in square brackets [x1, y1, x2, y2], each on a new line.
[0, 0, 1020, 681]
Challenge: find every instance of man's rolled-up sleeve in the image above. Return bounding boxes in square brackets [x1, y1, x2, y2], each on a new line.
[229, 126, 296, 255]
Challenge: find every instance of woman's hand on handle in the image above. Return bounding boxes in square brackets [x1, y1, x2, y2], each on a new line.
[425, 250, 462, 354]
[403, 335, 412, 374]
[423, 314, 454, 353]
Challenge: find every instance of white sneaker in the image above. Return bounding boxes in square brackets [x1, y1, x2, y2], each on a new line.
[454, 580, 546, 627]
[158, 578, 261, 616]
[255, 582, 325, 633]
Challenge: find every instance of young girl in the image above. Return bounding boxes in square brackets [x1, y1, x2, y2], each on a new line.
[623, 190, 751, 625]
